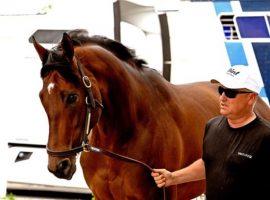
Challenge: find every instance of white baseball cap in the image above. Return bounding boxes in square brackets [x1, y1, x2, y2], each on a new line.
[211, 65, 261, 94]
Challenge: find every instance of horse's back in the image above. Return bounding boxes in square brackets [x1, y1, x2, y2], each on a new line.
[174, 81, 220, 116]
[255, 97, 270, 121]
[174, 81, 270, 123]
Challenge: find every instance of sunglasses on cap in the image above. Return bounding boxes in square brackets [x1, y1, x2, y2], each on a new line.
[218, 86, 253, 98]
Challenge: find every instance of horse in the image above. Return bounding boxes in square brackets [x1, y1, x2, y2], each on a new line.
[32, 31, 270, 200]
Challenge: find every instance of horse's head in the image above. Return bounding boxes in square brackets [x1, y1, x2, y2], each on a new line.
[33, 33, 102, 179]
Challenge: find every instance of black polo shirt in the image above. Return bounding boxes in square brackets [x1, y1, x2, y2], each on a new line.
[203, 116, 270, 200]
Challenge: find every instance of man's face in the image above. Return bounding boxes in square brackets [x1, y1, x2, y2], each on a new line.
[218, 86, 255, 119]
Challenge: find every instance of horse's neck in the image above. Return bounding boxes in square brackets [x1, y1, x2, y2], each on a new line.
[98, 68, 176, 136]
[101, 71, 143, 126]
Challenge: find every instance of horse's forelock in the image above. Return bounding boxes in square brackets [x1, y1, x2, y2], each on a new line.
[41, 50, 80, 86]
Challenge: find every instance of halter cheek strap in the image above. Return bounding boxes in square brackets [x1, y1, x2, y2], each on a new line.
[46, 56, 103, 157]
[76, 57, 104, 144]
[77, 57, 97, 109]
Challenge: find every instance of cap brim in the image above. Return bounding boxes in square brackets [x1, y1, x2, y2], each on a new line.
[210, 76, 243, 89]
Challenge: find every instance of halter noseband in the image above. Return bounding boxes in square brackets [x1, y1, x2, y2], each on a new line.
[46, 56, 103, 157]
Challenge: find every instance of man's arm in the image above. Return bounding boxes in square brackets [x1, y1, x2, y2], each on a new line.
[151, 158, 205, 188]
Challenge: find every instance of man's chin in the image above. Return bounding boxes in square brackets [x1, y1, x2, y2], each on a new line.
[220, 109, 228, 116]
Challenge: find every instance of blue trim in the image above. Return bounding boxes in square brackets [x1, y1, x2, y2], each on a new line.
[213, 1, 232, 15]
[236, 16, 270, 38]
[240, 1, 270, 12]
[225, 42, 248, 66]
[252, 42, 270, 100]
[259, 88, 267, 98]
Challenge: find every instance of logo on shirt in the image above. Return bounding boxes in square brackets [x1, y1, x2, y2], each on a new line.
[238, 152, 252, 159]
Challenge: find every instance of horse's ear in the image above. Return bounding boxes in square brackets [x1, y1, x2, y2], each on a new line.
[61, 33, 74, 62]
[32, 36, 49, 62]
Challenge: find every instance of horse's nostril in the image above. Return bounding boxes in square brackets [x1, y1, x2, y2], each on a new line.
[57, 159, 71, 172]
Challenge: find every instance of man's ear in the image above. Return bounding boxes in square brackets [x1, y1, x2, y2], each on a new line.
[248, 93, 258, 105]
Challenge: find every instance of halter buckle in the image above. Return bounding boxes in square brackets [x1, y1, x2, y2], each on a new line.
[82, 142, 90, 152]
[82, 76, 91, 88]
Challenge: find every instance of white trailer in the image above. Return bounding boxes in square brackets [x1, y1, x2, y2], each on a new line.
[0, 0, 269, 198]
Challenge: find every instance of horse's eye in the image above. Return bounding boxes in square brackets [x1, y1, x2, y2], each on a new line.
[66, 94, 78, 104]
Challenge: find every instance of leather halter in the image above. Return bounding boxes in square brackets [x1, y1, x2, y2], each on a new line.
[45, 56, 152, 171]
[46, 56, 103, 157]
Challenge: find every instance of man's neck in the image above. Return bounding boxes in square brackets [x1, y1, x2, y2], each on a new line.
[227, 112, 256, 128]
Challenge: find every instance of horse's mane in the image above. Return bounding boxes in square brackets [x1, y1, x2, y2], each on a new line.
[41, 29, 153, 84]
[60, 29, 147, 69]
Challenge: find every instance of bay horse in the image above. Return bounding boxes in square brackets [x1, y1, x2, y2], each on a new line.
[32, 31, 270, 200]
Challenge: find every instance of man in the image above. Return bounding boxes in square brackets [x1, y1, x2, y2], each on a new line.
[151, 65, 270, 199]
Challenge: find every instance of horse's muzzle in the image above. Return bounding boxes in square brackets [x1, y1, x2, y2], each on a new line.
[48, 158, 76, 180]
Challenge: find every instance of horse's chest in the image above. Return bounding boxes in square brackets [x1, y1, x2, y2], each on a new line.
[86, 157, 150, 198]
[91, 164, 130, 199]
